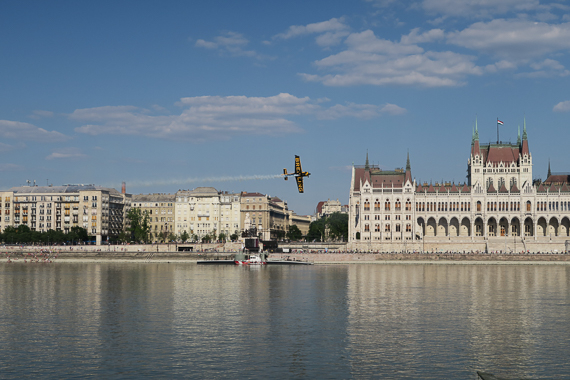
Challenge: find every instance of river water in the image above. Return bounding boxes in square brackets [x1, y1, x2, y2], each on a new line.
[1, 262, 569, 379]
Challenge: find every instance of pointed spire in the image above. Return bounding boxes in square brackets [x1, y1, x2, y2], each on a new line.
[365, 150, 369, 171]
[523, 117, 528, 140]
[405, 150, 412, 184]
[472, 123, 475, 144]
[548, 159, 551, 178]
[474, 117, 479, 140]
[517, 125, 521, 145]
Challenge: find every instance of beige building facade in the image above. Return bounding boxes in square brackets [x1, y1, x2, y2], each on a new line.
[240, 192, 310, 240]
[131, 193, 175, 242]
[349, 122, 570, 252]
[0, 184, 131, 245]
[175, 187, 241, 241]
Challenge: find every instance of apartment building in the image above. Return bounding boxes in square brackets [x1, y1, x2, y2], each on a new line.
[0, 184, 131, 245]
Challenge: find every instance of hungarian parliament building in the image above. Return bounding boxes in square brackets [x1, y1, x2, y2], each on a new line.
[348, 121, 570, 253]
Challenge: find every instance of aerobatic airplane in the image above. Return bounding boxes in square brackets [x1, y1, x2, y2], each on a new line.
[283, 155, 310, 193]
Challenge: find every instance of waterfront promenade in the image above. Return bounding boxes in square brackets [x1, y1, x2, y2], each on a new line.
[2, 243, 570, 263]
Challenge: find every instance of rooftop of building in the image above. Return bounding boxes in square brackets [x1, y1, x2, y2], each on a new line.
[132, 193, 175, 202]
[7, 184, 123, 195]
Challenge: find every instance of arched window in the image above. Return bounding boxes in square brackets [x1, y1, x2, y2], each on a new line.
[486, 178, 493, 189]
[375, 224, 380, 232]
[498, 177, 505, 188]
[406, 224, 411, 232]
[364, 224, 369, 232]
[385, 224, 390, 232]
[385, 199, 391, 211]
[527, 201, 531, 212]
[510, 177, 517, 188]
[477, 201, 481, 212]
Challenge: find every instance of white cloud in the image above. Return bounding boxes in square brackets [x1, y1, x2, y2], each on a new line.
[301, 29, 483, 87]
[422, 0, 541, 18]
[72, 94, 402, 141]
[380, 103, 407, 115]
[194, 31, 268, 59]
[29, 110, 55, 119]
[553, 100, 570, 112]
[447, 19, 570, 60]
[0, 120, 69, 142]
[274, 17, 350, 46]
[400, 28, 445, 44]
[45, 148, 87, 160]
[0, 142, 16, 152]
[0, 163, 24, 171]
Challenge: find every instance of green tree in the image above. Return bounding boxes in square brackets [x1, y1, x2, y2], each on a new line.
[306, 218, 326, 242]
[168, 232, 176, 242]
[126, 208, 151, 243]
[306, 213, 348, 242]
[180, 231, 189, 242]
[230, 233, 239, 241]
[287, 225, 303, 241]
[69, 226, 89, 244]
[218, 232, 227, 242]
[326, 212, 348, 241]
[117, 230, 129, 243]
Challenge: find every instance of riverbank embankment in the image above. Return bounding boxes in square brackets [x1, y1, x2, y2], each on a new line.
[2, 248, 570, 264]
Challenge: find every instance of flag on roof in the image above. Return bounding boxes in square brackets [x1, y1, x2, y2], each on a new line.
[497, 119, 504, 125]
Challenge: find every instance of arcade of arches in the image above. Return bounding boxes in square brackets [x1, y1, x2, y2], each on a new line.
[417, 216, 570, 238]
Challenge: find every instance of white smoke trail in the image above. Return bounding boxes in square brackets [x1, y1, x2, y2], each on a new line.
[126, 174, 283, 188]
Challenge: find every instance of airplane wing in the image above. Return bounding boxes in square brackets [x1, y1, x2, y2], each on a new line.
[296, 176, 304, 193]
[295, 155, 302, 175]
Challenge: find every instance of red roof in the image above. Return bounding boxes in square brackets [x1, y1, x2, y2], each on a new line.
[316, 201, 325, 214]
[510, 183, 519, 193]
[498, 183, 508, 193]
[487, 183, 497, 193]
[545, 174, 570, 184]
[353, 167, 405, 191]
[481, 145, 519, 166]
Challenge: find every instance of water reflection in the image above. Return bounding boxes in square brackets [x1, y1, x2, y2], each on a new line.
[346, 264, 570, 379]
[0, 263, 569, 379]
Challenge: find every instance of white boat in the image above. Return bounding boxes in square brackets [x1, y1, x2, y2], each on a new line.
[235, 254, 266, 265]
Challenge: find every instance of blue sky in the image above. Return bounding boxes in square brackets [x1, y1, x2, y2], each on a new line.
[1, 0, 570, 215]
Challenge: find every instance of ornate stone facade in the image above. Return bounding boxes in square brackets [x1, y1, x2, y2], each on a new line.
[349, 121, 570, 252]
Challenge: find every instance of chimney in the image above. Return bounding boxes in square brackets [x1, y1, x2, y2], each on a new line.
[122, 182, 126, 194]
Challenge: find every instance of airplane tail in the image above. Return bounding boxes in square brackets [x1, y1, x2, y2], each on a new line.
[283, 168, 288, 180]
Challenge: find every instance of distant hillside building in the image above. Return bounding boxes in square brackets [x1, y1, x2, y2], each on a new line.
[349, 120, 570, 252]
[316, 199, 348, 219]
